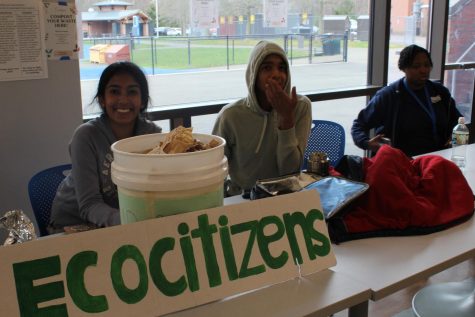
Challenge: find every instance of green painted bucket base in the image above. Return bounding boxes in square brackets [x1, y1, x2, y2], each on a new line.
[118, 184, 224, 224]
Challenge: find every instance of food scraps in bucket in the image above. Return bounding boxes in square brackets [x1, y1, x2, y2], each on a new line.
[147, 126, 220, 154]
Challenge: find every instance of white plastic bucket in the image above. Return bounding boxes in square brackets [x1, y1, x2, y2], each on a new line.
[111, 133, 227, 224]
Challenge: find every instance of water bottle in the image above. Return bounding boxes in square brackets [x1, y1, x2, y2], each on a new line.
[451, 117, 469, 168]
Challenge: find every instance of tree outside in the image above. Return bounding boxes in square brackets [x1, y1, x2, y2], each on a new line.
[78, 0, 369, 35]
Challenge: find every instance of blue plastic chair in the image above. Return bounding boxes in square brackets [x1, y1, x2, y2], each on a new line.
[28, 164, 71, 236]
[303, 120, 345, 170]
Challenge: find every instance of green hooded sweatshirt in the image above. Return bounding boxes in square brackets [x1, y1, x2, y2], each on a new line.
[212, 40, 312, 195]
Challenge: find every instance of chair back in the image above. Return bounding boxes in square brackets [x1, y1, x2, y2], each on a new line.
[28, 164, 71, 236]
[303, 120, 345, 169]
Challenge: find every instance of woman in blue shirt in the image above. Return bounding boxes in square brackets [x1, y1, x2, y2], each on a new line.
[351, 44, 461, 157]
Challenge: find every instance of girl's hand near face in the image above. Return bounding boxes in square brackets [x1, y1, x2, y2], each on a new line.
[265, 79, 298, 130]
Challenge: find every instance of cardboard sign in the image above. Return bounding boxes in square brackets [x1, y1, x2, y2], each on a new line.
[0, 191, 335, 317]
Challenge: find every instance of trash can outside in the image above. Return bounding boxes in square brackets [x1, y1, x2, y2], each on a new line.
[99, 46, 110, 64]
[104, 45, 130, 64]
[89, 44, 109, 63]
[321, 35, 341, 56]
[322, 39, 332, 55]
[331, 38, 341, 55]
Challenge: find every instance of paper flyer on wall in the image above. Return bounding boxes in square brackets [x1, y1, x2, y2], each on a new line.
[0, 0, 48, 81]
[43, 0, 79, 60]
[191, 0, 219, 29]
[264, 0, 288, 28]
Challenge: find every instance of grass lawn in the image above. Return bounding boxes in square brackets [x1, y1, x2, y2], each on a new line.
[132, 46, 253, 69]
[128, 40, 309, 69]
[83, 36, 383, 70]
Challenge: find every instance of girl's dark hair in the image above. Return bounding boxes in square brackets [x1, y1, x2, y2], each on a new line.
[398, 44, 433, 71]
[93, 62, 150, 113]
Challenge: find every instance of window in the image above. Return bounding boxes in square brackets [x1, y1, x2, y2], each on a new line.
[445, 0, 475, 124]
[77, 0, 371, 121]
[192, 97, 367, 157]
[388, 0, 430, 84]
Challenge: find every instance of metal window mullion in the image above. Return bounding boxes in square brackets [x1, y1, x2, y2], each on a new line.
[365, 0, 391, 157]
[428, 0, 449, 82]
[367, 0, 391, 88]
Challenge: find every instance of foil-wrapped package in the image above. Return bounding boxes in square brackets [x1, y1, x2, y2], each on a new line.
[0, 210, 37, 245]
[252, 173, 318, 198]
[255, 175, 303, 196]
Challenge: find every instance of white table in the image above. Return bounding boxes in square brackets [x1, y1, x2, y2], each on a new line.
[332, 216, 475, 300]
[164, 269, 370, 317]
[422, 144, 475, 190]
[218, 145, 475, 314]
[332, 144, 475, 301]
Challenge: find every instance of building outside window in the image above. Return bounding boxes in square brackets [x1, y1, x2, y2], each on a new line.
[446, 0, 475, 124]
[75, 0, 474, 155]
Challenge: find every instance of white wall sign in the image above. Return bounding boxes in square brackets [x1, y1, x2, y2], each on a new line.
[263, 0, 288, 28]
[191, 0, 219, 28]
[0, 191, 335, 316]
[43, 0, 79, 60]
[0, 0, 47, 81]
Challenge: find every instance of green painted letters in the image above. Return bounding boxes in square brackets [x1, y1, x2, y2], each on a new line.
[218, 215, 238, 281]
[306, 209, 331, 257]
[149, 237, 187, 296]
[10, 206, 331, 316]
[191, 214, 221, 287]
[13, 256, 67, 317]
[230, 220, 265, 278]
[110, 245, 148, 304]
[67, 251, 108, 313]
[257, 216, 288, 269]
[178, 222, 199, 291]
[283, 211, 309, 264]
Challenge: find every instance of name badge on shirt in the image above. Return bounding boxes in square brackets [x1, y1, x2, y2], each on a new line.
[431, 95, 442, 103]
